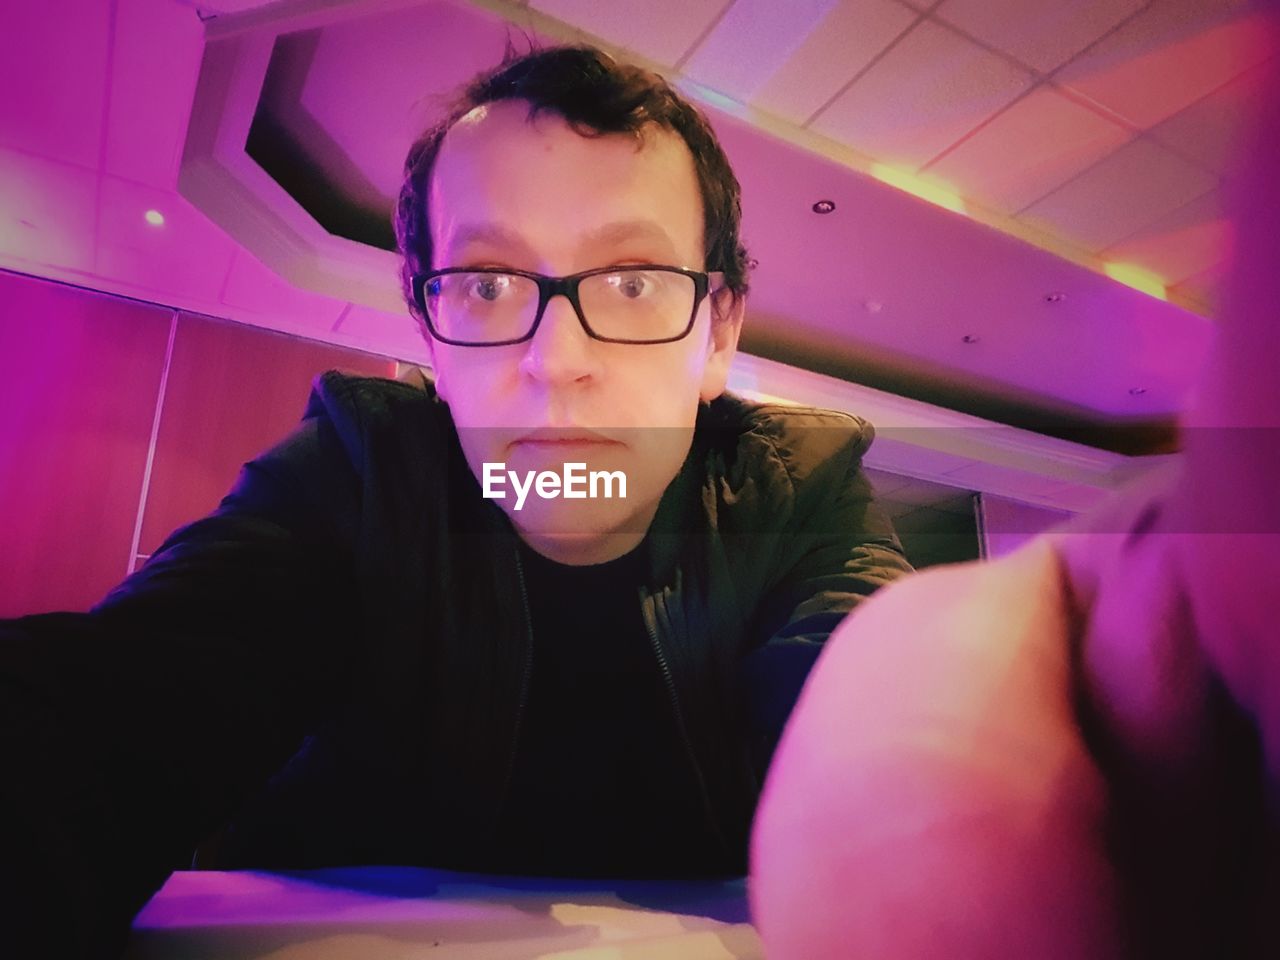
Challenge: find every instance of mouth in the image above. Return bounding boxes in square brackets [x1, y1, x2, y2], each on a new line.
[511, 428, 622, 448]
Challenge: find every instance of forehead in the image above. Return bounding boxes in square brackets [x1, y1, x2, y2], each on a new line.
[428, 99, 704, 267]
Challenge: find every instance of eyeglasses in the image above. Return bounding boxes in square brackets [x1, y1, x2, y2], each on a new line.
[411, 265, 725, 346]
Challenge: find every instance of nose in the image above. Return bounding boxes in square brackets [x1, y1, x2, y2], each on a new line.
[518, 293, 600, 385]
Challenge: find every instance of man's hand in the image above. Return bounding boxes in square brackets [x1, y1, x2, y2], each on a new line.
[751, 6, 1280, 956]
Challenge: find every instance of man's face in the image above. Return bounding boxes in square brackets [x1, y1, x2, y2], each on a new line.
[426, 99, 742, 565]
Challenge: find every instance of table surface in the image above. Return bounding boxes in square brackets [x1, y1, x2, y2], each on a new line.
[124, 867, 763, 959]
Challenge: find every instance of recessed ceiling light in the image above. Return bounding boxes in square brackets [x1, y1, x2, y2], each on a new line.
[1044, 291, 1067, 304]
[812, 199, 836, 214]
[1129, 387, 1147, 396]
[144, 209, 165, 227]
[961, 334, 980, 344]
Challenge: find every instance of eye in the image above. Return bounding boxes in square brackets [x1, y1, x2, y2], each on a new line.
[467, 273, 513, 302]
[606, 270, 655, 299]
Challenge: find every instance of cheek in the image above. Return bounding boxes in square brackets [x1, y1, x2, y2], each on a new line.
[605, 342, 708, 429]
[432, 352, 516, 472]
[434, 350, 512, 421]
[631, 427, 696, 496]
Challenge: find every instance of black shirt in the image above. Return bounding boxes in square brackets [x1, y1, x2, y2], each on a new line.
[492, 537, 725, 877]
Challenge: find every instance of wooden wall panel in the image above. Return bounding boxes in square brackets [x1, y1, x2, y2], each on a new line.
[978, 493, 1074, 559]
[0, 272, 170, 615]
[136, 314, 395, 557]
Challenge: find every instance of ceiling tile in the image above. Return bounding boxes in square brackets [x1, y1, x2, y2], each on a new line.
[684, 0, 842, 101]
[0, 0, 111, 170]
[529, 0, 736, 67]
[1017, 137, 1219, 251]
[679, 0, 878, 108]
[809, 18, 1034, 170]
[220, 248, 349, 332]
[1103, 189, 1230, 286]
[94, 177, 238, 304]
[0, 148, 98, 274]
[924, 84, 1133, 215]
[1168, 260, 1228, 316]
[1148, 57, 1274, 176]
[749, 0, 919, 123]
[1055, 0, 1275, 129]
[104, 0, 205, 188]
[935, 0, 1147, 74]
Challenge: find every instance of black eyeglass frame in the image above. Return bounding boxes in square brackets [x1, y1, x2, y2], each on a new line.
[411, 265, 726, 346]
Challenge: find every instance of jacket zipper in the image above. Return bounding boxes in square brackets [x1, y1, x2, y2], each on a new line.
[495, 555, 731, 862]
[496, 549, 535, 823]
[640, 587, 733, 860]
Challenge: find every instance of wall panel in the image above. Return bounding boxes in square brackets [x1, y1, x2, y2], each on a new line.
[978, 493, 1074, 559]
[136, 313, 395, 557]
[0, 272, 170, 615]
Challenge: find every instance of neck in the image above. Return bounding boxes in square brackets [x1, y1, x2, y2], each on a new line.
[515, 526, 647, 566]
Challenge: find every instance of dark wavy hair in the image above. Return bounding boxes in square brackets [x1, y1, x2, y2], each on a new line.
[393, 42, 751, 325]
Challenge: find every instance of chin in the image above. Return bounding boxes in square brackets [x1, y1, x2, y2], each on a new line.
[511, 500, 641, 537]
[511, 501, 655, 561]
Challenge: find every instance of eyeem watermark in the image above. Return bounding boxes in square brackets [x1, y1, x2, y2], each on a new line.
[482, 462, 627, 511]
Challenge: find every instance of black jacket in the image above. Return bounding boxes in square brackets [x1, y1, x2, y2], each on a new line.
[0, 371, 911, 957]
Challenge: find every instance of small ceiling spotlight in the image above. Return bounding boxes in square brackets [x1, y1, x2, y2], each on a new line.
[812, 199, 836, 214]
[961, 334, 980, 344]
[1129, 387, 1147, 396]
[144, 209, 165, 227]
[1043, 291, 1067, 304]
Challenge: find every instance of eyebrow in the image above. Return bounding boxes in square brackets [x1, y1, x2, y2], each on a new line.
[446, 219, 680, 260]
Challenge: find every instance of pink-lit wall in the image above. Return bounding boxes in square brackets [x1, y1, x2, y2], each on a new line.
[0, 270, 395, 617]
[979, 494, 1073, 559]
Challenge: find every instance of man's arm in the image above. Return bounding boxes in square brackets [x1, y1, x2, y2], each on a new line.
[739, 425, 913, 773]
[751, 7, 1280, 956]
[0, 401, 362, 958]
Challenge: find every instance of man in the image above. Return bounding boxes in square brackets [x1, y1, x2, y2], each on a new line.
[0, 44, 911, 957]
[751, 8, 1280, 956]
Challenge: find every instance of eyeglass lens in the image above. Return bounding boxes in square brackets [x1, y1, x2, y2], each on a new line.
[425, 269, 696, 343]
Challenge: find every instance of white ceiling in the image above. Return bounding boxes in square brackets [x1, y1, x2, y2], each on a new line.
[0, 0, 1272, 449]
[534, 0, 1271, 314]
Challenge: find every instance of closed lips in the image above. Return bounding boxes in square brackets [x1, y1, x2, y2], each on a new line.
[513, 430, 620, 445]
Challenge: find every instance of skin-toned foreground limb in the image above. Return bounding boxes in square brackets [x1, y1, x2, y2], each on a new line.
[751, 539, 1124, 958]
[751, 5, 1279, 956]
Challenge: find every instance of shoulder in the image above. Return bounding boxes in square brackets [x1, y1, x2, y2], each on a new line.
[305, 368, 450, 467]
[309, 367, 439, 428]
[698, 391, 876, 504]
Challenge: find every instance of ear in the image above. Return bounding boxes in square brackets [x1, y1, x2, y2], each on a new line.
[699, 288, 745, 403]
